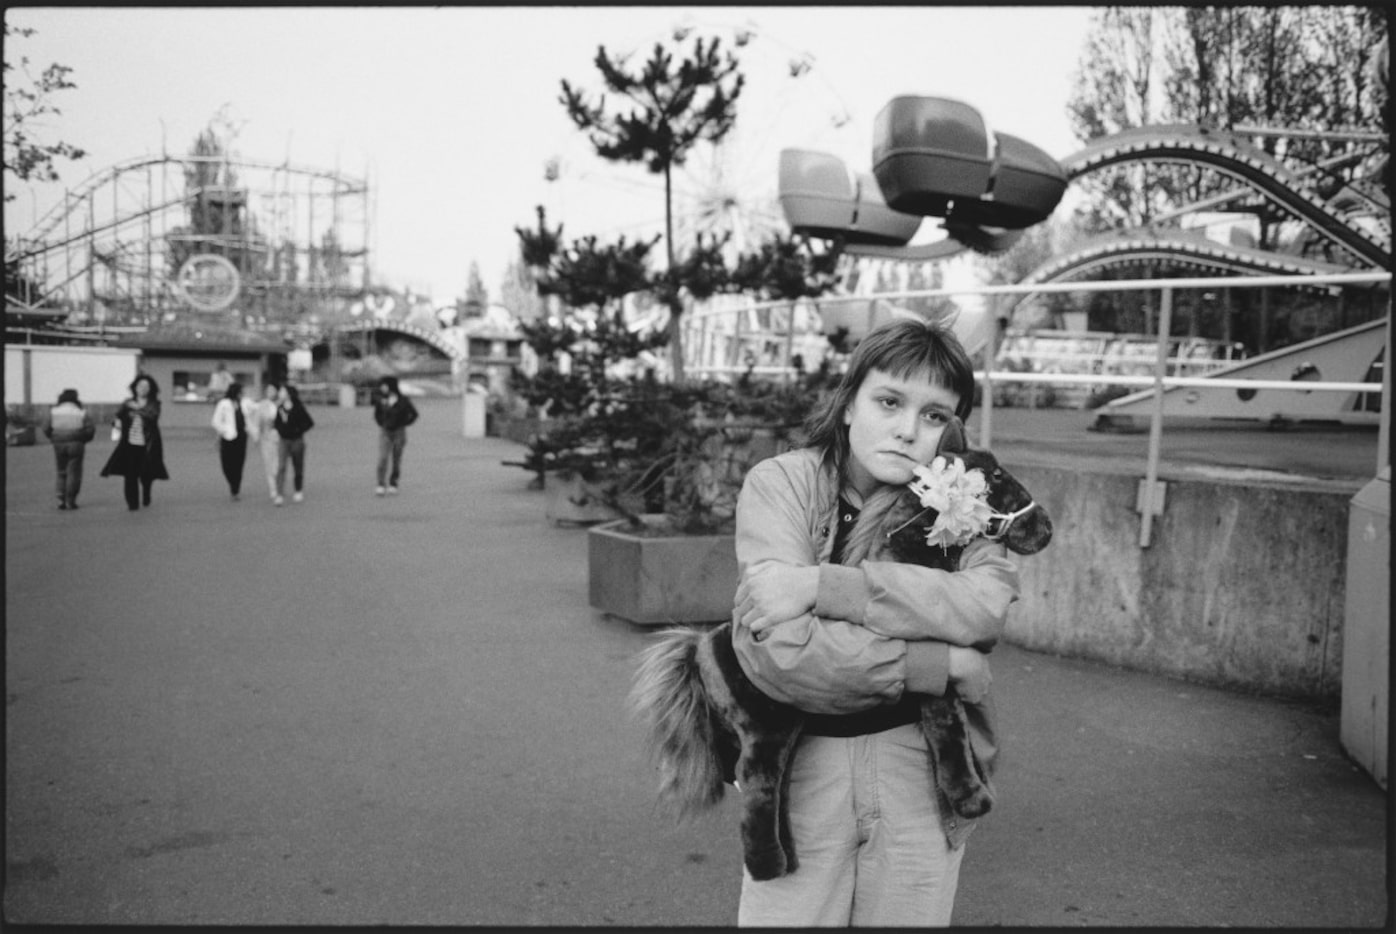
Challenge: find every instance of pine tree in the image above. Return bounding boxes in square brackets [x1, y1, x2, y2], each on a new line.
[560, 35, 745, 382]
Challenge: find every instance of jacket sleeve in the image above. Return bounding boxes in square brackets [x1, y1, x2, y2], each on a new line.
[80, 411, 96, 443]
[731, 457, 953, 715]
[814, 537, 1019, 648]
[404, 399, 419, 426]
[211, 400, 228, 439]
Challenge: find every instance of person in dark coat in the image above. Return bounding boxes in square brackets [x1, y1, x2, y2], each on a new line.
[371, 375, 418, 495]
[41, 387, 97, 510]
[273, 383, 315, 503]
[101, 374, 170, 511]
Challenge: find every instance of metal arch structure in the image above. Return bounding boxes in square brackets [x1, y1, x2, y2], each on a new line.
[996, 123, 1389, 322]
[1058, 124, 1389, 269]
[6, 153, 370, 331]
[1014, 228, 1356, 292]
[332, 320, 464, 363]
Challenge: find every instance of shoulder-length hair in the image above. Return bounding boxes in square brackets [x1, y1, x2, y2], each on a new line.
[129, 373, 161, 402]
[283, 383, 303, 409]
[225, 381, 243, 401]
[803, 317, 976, 479]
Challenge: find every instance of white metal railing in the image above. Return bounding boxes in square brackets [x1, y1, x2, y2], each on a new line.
[682, 270, 1391, 547]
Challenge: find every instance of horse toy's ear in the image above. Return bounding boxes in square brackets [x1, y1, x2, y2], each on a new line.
[936, 416, 968, 457]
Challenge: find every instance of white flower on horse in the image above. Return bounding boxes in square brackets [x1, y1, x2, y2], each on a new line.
[907, 456, 995, 550]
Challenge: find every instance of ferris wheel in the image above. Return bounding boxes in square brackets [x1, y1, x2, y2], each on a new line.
[543, 18, 858, 266]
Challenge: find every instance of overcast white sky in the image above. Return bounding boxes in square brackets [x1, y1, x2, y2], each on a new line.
[4, 6, 1096, 303]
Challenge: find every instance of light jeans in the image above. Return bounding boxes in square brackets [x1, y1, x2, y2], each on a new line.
[737, 722, 965, 927]
[257, 438, 279, 498]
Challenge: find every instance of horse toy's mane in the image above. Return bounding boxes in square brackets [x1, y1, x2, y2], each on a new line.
[630, 419, 1052, 881]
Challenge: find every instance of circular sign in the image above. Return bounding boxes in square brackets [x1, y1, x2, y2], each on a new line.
[175, 254, 241, 312]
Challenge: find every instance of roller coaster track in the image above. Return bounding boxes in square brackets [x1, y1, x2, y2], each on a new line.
[1023, 228, 1354, 285]
[7, 153, 367, 265]
[1060, 125, 1389, 269]
[1002, 228, 1366, 318]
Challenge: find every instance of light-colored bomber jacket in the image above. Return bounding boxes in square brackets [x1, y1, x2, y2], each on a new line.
[730, 446, 1020, 716]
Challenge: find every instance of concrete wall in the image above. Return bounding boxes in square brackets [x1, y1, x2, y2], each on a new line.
[4, 344, 142, 406]
[1001, 460, 1351, 701]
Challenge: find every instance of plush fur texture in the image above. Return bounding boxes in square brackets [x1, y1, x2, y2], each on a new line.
[630, 420, 1052, 881]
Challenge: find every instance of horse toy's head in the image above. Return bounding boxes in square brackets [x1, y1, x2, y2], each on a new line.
[882, 418, 1053, 567]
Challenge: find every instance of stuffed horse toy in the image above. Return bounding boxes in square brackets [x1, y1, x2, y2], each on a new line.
[630, 419, 1053, 881]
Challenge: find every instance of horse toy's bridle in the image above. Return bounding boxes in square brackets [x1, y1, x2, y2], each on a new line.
[983, 500, 1041, 541]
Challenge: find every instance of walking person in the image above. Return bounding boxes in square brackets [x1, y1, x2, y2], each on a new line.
[728, 318, 1019, 926]
[371, 375, 418, 495]
[211, 381, 251, 500]
[248, 380, 282, 505]
[273, 383, 315, 504]
[40, 388, 96, 510]
[101, 374, 170, 511]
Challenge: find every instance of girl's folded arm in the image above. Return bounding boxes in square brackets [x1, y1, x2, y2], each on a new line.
[731, 459, 953, 715]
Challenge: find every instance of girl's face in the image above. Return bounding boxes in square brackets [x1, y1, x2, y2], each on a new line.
[133, 379, 151, 401]
[843, 367, 961, 498]
[264, 384, 278, 401]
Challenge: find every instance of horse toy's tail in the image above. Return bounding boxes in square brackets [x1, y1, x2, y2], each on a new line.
[629, 627, 734, 819]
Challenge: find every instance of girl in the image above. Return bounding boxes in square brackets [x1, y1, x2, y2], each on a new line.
[729, 318, 1020, 926]
[248, 380, 282, 505]
[211, 381, 250, 500]
[273, 383, 315, 503]
[100, 374, 170, 510]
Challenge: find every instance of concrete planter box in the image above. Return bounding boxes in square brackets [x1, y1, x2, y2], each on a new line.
[588, 516, 738, 625]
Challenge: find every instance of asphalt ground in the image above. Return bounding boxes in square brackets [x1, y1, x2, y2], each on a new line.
[4, 397, 1388, 926]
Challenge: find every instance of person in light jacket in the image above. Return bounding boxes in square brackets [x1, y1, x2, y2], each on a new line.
[729, 318, 1019, 927]
[210, 381, 251, 500]
[371, 375, 418, 495]
[101, 374, 170, 511]
[41, 387, 96, 510]
[247, 380, 283, 505]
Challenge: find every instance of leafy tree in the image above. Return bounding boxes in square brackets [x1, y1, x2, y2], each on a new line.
[560, 35, 745, 381]
[1066, 8, 1177, 230]
[2, 22, 84, 201]
[1069, 6, 1387, 241]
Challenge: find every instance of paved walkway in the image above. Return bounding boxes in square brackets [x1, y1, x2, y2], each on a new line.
[4, 398, 1387, 926]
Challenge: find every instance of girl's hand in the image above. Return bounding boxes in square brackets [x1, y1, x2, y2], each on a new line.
[947, 646, 992, 703]
[735, 565, 819, 635]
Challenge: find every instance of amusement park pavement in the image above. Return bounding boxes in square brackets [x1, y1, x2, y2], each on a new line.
[3, 398, 1387, 927]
